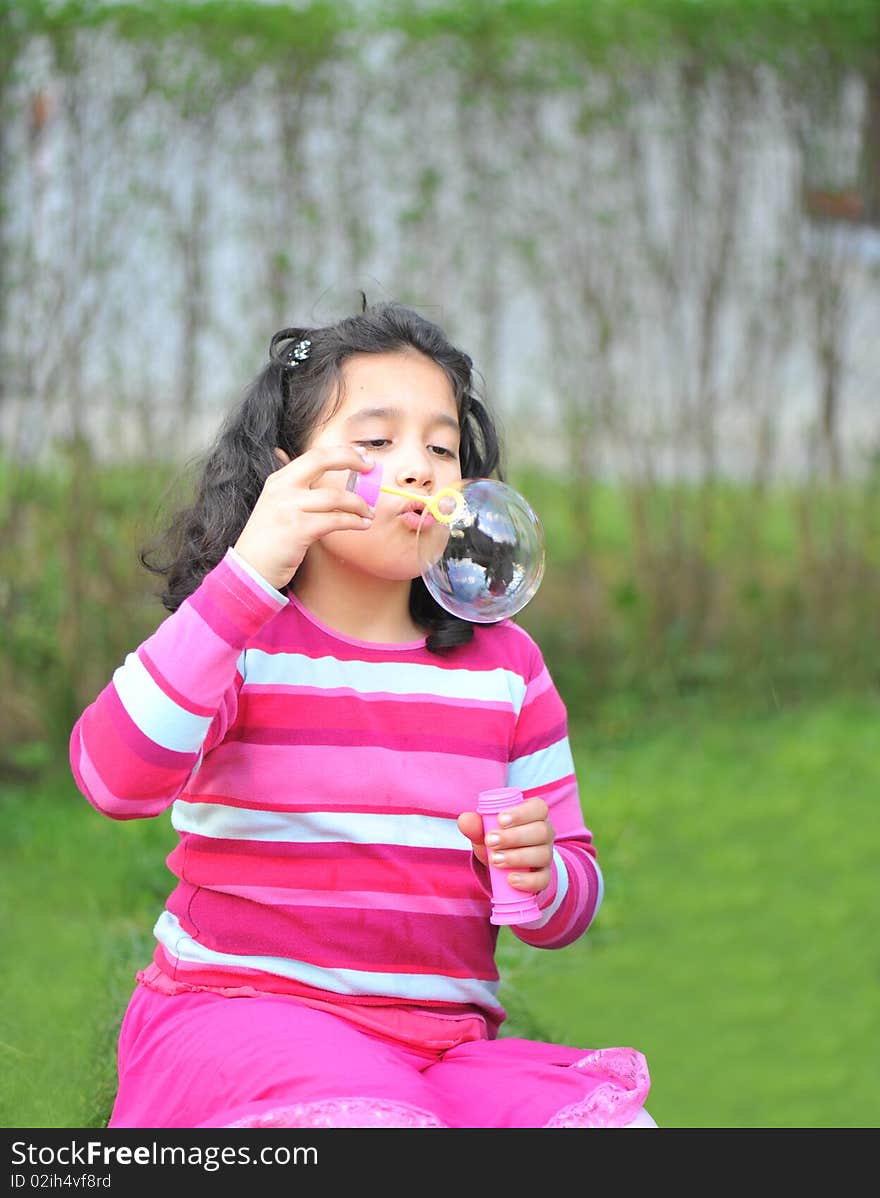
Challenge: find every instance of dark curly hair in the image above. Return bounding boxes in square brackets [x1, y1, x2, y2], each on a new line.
[140, 300, 504, 653]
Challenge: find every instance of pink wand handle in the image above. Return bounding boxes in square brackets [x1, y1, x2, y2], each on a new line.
[477, 788, 542, 926]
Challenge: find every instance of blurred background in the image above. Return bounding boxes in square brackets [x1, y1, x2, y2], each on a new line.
[1, 0, 878, 1129]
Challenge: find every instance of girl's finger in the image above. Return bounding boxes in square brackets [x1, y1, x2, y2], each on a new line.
[457, 812, 485, 846]
[484, 820, 554, 851]
[294, 487, 374, 518]
[494, 799, 549, 830]
[281, 444, 374, 487]
[488, 845, 553, 872]
[507, 868, 551, 895]
[294, 511, 375, 539]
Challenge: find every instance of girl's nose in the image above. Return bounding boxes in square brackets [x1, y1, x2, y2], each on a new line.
[396, 455, 435, 492]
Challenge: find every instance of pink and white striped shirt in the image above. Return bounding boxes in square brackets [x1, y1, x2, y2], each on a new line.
[70, 548, 603, 1033]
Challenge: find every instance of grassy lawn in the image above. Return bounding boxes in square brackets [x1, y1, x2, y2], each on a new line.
[2, 690, 878, 1129]
[498, 690, 880, 1128]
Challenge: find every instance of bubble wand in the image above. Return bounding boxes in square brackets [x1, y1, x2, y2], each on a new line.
[347, 463, 466, 524]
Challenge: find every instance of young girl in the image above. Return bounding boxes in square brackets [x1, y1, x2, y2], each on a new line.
[69, 302, 655, 1129]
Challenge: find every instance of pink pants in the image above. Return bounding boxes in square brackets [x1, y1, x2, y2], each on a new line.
[109, 983, 654, 1129]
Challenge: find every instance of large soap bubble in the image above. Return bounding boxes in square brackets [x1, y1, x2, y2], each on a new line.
[416, 478, 545, 623]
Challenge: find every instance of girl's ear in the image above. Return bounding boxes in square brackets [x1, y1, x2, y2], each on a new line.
[273, 447, 292, 468]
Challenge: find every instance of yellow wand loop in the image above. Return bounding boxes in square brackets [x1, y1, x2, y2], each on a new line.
[377, 483, 465, 525]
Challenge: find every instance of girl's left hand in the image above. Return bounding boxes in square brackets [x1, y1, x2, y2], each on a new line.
[457, 798, 554, 894]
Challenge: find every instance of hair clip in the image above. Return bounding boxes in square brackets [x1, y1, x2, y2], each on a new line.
[286, 338, 311, 366]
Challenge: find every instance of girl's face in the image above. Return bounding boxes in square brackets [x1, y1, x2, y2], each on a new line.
[305, 350, 462, 583]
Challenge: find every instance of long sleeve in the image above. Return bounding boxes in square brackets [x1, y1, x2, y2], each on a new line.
[505, 646, 603, 950]
[69, 548, 287, 820]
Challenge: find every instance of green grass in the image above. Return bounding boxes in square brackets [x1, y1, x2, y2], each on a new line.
[2, 691, 878, 1128]
[0, 779, 175, 1129]
[497, 690, 880, 1128]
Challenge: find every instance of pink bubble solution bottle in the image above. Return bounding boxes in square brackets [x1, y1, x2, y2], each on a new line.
[477, 788, 542, 926]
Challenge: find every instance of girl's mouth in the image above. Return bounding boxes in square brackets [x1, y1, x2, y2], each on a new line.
[398, 511, 422, 531]
[397, 501, 436, 532]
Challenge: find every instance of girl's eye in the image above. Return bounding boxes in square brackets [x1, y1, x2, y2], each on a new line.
[431, 446, 458, 458]
[357, 439, 390, 450]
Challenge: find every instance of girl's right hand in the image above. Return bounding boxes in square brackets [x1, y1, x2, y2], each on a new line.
[232, 446, 375, 591]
